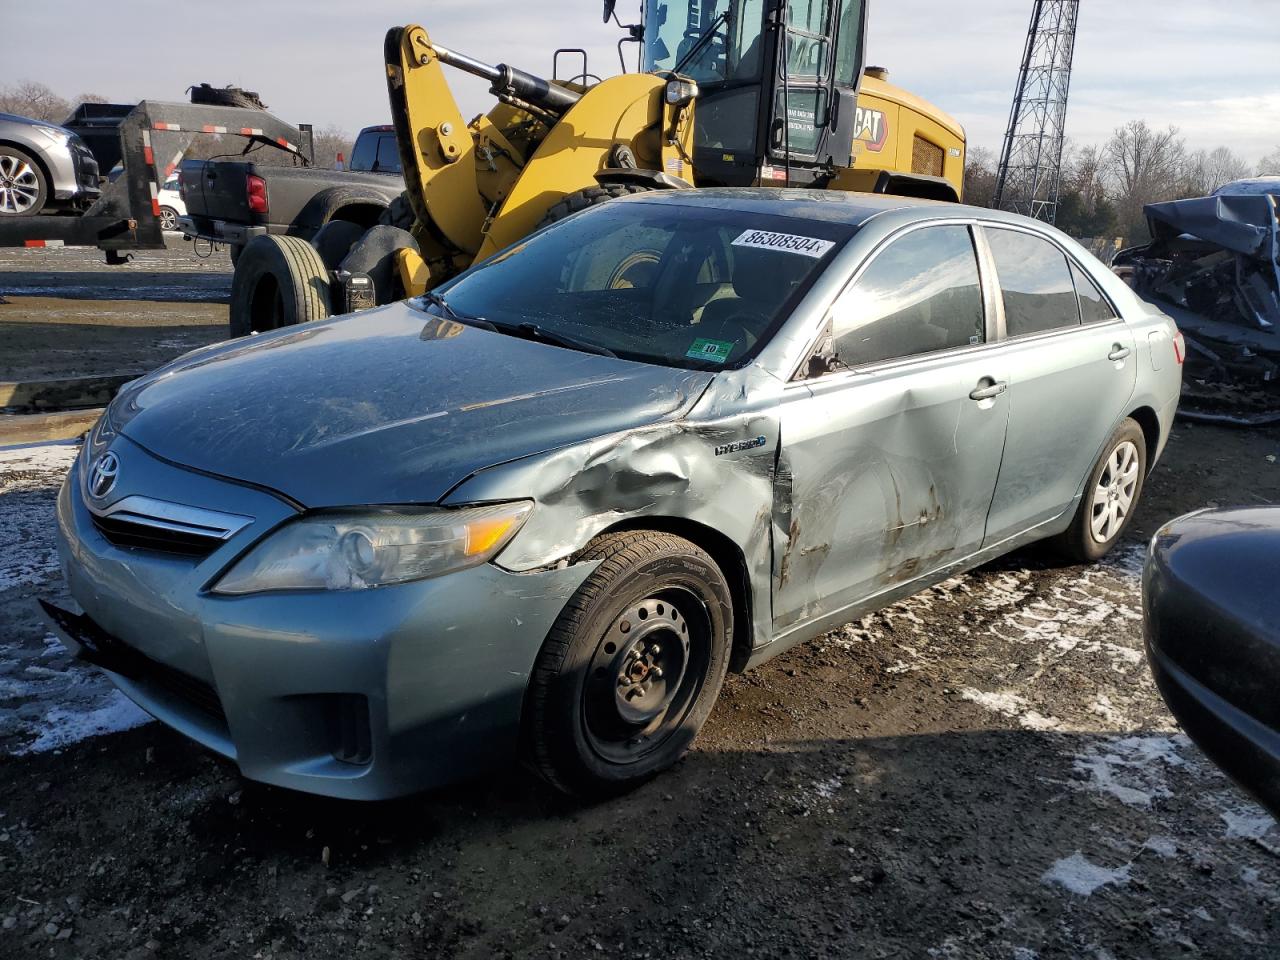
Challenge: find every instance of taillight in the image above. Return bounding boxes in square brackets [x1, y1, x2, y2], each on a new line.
[246, 174, 268, 215]
[1172, 329, 1186, 366]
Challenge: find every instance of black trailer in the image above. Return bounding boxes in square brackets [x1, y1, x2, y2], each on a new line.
[0, 101, 312, 263]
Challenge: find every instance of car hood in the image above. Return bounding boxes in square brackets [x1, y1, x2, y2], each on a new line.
[118, 303, 714, 507]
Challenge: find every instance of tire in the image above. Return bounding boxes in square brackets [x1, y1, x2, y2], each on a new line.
[228, 235, 330, 338]
[311, 219, 367, 272]
[0, 146, 48, 216]
[189, 83, 267, 110]
[537, 183, 656, 228]
[522, 530, 733, 799]
[337, 224, 417, 306]
[1048, 418, 1148, 563]
[376, 192, 416, 231]
[158, 206, 178, 232]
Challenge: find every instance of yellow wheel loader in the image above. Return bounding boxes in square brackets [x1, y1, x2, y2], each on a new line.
[228, 0, 966, 336]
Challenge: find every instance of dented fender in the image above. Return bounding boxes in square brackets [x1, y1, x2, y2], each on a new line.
[445, 366, 788, 653]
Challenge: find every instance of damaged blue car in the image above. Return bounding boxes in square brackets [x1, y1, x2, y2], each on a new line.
[44, 190, 1183, 799]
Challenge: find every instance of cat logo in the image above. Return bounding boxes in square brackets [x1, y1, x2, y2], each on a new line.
[855, 107, 888, 152]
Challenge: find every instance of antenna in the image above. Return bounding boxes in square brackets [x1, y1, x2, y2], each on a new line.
[993, 0, 1080, 223]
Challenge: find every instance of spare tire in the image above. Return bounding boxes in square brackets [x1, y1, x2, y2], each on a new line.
[189, 83, 267, 110]
[229, 235, 329, 338]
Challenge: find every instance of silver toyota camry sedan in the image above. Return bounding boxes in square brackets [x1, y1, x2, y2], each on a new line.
[44, 190, 1183, 799]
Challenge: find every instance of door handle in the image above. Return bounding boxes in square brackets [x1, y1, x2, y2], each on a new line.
[1108, 345, 1132, 362]
[969, 380, 1009, 402]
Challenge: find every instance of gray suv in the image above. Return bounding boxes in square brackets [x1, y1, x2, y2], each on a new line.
[0, 112, 100, 215]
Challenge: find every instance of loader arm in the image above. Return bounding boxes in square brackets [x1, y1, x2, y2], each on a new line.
[384, 24, 695, 295]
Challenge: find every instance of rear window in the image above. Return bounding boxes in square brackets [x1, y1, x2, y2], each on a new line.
[349, 132, 400, 173]
[436, 201, 855, 370]
[986, 228, 1079, 337]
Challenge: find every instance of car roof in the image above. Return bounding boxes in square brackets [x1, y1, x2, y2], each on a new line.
[622, 187, 1043, 231]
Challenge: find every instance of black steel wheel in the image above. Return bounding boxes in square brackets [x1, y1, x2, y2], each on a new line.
[523, 530, 732, 798]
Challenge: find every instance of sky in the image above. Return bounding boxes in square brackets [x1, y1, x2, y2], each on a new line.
[4, 0, 1278, 162]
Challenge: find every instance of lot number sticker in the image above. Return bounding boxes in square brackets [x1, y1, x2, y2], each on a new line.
[732, 229, 835, 259]
[686, 338, 735, 364]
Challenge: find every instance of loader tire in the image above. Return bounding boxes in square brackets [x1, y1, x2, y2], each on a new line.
[311, 219, 366, 272]
[537, 184, 656, 228]
[229, 235, 330, 338]
[377, 192, 417, 231]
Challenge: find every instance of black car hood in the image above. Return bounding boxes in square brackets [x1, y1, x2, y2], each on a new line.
[119, 304, 713, 507]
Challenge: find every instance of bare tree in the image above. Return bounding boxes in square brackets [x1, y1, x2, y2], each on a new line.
[0, 80, 70, 122]
[1259, 146, 1280, 176]
[1181, 146, 1251, 196]
[311, 125, 355, 171]
[1104, 121, 1186, 241]
[963, 145, 998, 208]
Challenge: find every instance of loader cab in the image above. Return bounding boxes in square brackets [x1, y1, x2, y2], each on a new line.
[640, 0, 866, 187]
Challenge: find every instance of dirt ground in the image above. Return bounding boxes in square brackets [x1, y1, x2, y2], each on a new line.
[0, 245, 1278, 959]
[0, 240, 230, 382]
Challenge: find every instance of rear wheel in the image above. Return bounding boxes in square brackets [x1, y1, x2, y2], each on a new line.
[0, 146, 47, 216]
[522, 530, 732, 799]
[1049, 418, 1147, 562]
[158, 206, 178, 231]
[228, 235, 330, 338]
[537, 183, 656, 228]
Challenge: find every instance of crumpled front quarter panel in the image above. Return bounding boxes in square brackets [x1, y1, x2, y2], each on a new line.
[446, 368, 786, 651]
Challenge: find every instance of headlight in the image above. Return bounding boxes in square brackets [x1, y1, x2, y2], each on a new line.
[32, 124, 71, 147]
[212, 502, 533, 595]
[665, 78, 699, 106]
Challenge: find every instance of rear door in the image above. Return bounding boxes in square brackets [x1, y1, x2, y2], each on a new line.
[979, 225, 1138, 543]
[773, 222, 1009, 631]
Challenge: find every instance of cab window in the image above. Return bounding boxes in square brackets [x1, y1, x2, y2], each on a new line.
[986, 228, 1080, 337]
[1071, 261, 1117, 324]
[828, 225, 985, 369]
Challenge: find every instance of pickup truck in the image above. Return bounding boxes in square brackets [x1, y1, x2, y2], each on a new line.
[178, 125, 405, 262]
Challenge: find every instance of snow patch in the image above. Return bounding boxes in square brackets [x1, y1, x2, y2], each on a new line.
[13, 690, 151, 754]
[1070, 735, 1190, 808]
[1143, 835, 1178, 859]
[1221, 808, 1276, 840]
[1042, 852, 1131, 896]
[959, 688, 1064, 732]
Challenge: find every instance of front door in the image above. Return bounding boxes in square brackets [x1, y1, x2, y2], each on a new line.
[773, 223, 1009, 631]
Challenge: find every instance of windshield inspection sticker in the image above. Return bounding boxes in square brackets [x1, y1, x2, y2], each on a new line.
[686, 338, 735, 364]
[732, 229, 835, 259]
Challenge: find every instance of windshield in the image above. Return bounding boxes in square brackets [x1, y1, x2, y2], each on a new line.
[643, 0, 768, 84]
[431, 200, 853, 370]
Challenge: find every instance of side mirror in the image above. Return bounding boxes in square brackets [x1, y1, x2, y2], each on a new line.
[603, 0, 617, 23]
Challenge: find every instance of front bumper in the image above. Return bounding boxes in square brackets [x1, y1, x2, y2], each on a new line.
[53, 440, 592, 799]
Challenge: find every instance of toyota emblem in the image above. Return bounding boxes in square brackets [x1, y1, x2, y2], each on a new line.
[88, 452, 120, 500]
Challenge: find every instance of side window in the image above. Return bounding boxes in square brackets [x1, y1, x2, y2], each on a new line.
[1070, 261, 1117, 324]
[986, 228, 1080, 337]
[828, 225, 985, 369]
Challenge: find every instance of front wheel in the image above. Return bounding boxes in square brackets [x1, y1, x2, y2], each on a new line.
[522, 530, 732, 799]
[158, 206, 178, 231]
[0, 146, 47, 216]
[1050, 418, 1147, 562]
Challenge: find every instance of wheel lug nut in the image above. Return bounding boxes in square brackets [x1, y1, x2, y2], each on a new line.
[650, 645, 661, 656]
[653, 667, 664, 678]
